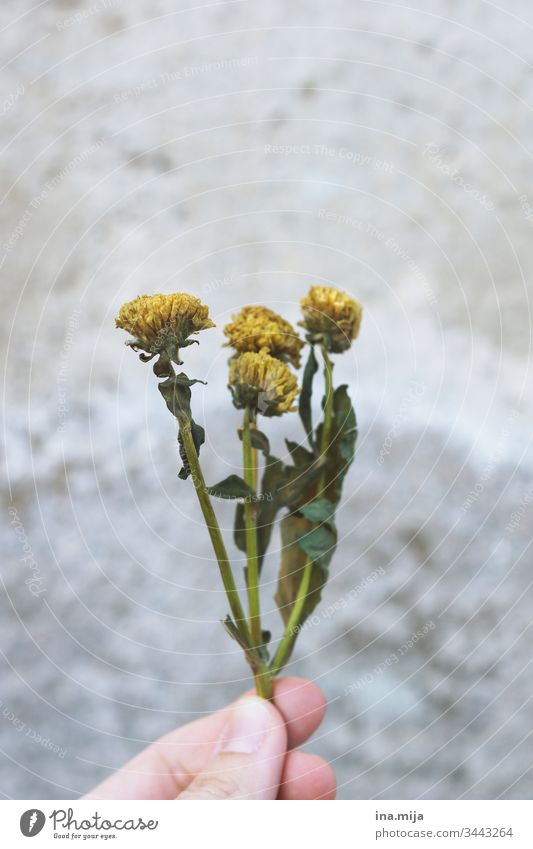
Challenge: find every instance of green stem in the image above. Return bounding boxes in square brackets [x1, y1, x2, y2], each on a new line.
[242, 407, 262, 650]
[320, 345, 335, 473]
[250, 417, 259, 493]
[270, 557, 313, 677]
[270, 345, 335, 677]
[179, 421, 252, 646]
[254, 668, 274, 700]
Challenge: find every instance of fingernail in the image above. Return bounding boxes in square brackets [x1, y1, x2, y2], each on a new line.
[221, 697, 271, 754]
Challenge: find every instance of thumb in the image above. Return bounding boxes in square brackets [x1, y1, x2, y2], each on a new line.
[178, 696, 288, 800]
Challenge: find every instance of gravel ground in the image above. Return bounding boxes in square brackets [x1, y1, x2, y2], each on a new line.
[1, 0, 533, 800]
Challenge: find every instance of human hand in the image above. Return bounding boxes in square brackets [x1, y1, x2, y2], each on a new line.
[85, 677, 336, 800]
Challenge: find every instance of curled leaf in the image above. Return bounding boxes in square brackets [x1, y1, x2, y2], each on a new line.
[158, 373, 207, 479]
[299, 497, 336, 525]
[178, 421, 205, 480]
[285, 439, 315, 467]
[297, 521, 337, 573]
[234, 502, 247, 553]
[158, 373, 206, 421]
[316, 384, 357, 504]
[299, 346, 319, 447]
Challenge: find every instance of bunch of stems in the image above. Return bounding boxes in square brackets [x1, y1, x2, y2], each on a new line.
[178, 345, 334, 700]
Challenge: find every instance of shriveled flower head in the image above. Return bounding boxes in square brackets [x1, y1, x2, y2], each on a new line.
[116, 293, 215, 363]
[224, 305, 304, 368]
[300, 286, 363, 353]
[228, 351, 300, 417]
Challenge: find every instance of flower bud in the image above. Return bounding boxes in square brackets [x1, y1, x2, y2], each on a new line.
[300, 286, 363, 353]
[116, 293, 215, 363]
[228, 351, 300, 417]
[224, 306, 304, 368]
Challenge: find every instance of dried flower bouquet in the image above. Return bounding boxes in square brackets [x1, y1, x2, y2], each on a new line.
[116, 286, 362, 700]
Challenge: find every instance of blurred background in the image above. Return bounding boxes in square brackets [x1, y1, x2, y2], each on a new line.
[1, 0, 533, 800]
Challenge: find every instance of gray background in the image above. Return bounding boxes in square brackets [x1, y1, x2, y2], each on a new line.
[1, 0, 533, 800]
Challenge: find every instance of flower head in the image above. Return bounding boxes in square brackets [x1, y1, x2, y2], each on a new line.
[116, 293, 215, 363]
[300, 286, 363, 353]
[228, 351, 300, 417]
[224, 305, 304, 368]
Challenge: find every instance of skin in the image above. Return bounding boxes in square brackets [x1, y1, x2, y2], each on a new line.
[85, 678, 336, 801]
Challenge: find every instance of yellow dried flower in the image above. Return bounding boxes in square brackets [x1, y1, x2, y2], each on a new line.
[116, 293, 215, 361]
[300, 286, 363, 353]
[224, 306, 304, 368]
[228, 351, 300, 417]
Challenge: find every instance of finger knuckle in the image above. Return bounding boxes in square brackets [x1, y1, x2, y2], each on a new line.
[181, 771, 243, 800]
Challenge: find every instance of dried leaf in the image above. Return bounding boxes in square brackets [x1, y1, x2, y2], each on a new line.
[299, 346, 319, 447]
[207, 475, 254, 500]
[275, 514, 326, 629]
